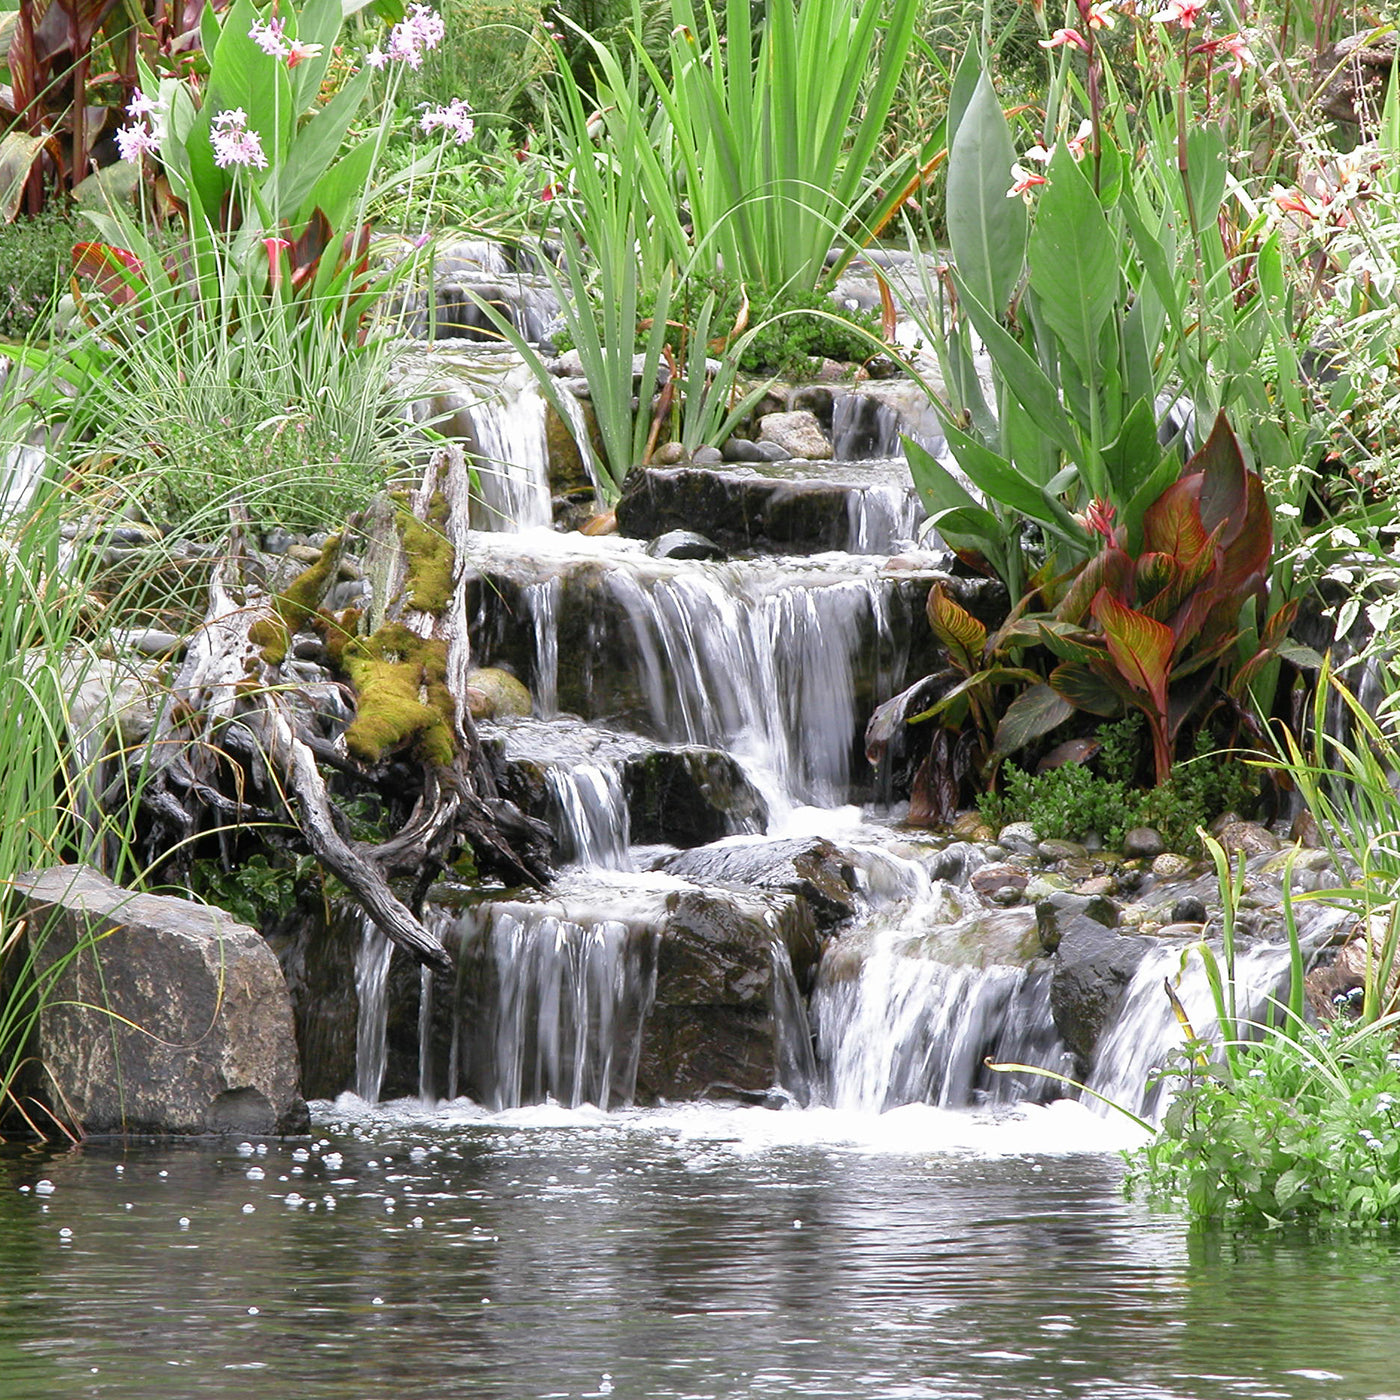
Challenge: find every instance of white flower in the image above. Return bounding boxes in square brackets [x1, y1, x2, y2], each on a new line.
[420, 97, 474, 144]
[116, 122, 160, 162]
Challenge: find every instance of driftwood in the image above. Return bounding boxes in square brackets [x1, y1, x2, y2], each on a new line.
[136, 443, 550, 973]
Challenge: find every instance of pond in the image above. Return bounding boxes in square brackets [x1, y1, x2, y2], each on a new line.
[3, 1098, 1398, 1400]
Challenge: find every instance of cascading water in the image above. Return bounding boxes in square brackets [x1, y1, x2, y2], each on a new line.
[439, 903, 659, 1111]
[545, 762, 632, 870]
[353, 917, 394, 1102]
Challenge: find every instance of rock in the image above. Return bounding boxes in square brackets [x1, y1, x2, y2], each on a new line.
[9, 865, 308, 1135]
[1035, 890, 1119, 954]
[950, 812, 986, 841]
[721, 437, 764, 463]
[970, 863, 1029, 898]
[1316, 33, 1394, 130]
[656, 837, 858, 931]
[1215, 821, 1281, 856]
[653, 441, 688, 465]
[757, 410, 833, 460]
[1151, 853, 1195, 878]
[752, 441, 791, 462]
[692, 446, 724, 466]
[1290, 811, 1323, 848]
[997, 822, 1041, 858]
[614, 462, 910, 555]
[466, 666, 532, 719]
[1075, 875, 1118, 897]
[645, 530, 725, 561]
[1122, 827, 1165, 860]
[1038, 838, 1088, 863]
[1050, 915, 1154, 1066]
[1170, 895, 1209, 924]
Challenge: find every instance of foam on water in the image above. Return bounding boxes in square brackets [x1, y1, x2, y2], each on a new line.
[316, 1093, 1148, 1159]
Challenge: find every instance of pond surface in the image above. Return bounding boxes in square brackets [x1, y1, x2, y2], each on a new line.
[2, 1098, 1398, 1400]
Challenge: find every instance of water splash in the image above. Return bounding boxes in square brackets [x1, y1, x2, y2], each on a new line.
[354, 917, 394, 1103]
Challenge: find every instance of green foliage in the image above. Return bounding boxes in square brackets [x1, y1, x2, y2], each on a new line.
[0, 206, 79, 338]
[1125, 1021, 1400, 1227]
[978, 722, 1257, 853]
[188, 852, 317, 931]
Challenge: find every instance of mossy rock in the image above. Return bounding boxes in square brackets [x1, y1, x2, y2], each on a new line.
[466, 667, 533, 719]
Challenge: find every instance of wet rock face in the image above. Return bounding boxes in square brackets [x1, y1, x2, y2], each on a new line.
[635, 885, 819, 1103]
[10, 866, 308, 1135]
[655, 837, 860, 932]
[1049, 915, 1154, 1069]
[614, 461, 918, 555]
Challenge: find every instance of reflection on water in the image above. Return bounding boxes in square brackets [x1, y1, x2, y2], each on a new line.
[2, 1100, 1399, 1400]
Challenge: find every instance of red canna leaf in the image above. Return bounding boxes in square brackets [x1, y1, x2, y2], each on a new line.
[1189, 409, 1248, 542]
[1092, 586, 1175, 780]
[927, 582, 988, 676]
[71, 240, 143, 304]
[1142, 472, 1211, 566]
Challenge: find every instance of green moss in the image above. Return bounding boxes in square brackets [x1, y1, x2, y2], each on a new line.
[342, 621, 456, 767]
[398, 495, 454, 615]
[253, 535, 343, 665]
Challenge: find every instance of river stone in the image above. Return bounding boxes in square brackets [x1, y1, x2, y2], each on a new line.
[757, 410, 833, 460]
[9, 865, 308, 1135]
[1151, 853, 1196, 878]
[1049, 914, 1154, 1066]
[1035, 891, 1119, 954]
[653, 441, 688, 465]
[1170, 895, 1209, 924]
[644, 530, 725, 561]
[467, 666, 533, 719]
[721, 437, 764, 463]
[655, 837, 858, 931]
[1122, 827, 1165, 860]
[692, 446, 724, 466]
[1215, 821, 1281, 856]
[1038, 839, 1088, 863]
[970, 863, 1029, 898]
[997, 822, 1041, 858]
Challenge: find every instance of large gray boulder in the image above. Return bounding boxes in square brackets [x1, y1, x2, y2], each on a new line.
[1049, 914, 1153, 1070]
[9, 865, 308, 1135]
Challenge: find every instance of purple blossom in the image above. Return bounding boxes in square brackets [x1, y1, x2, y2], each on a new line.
[211, 109, 268, 170]
[126, 91, 158, 121]
[420, 97, 474, 144]
[116, 122, 160, 162]
[249, 16, 290, 58]
[383, 4, 444, 69]
[365, 45, 389, 69]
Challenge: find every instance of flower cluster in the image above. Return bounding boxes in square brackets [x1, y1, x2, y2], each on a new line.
[115, 92, 162, 163]
[365, 4, 444, 70]
[250, 15, 324, 67]
[211, 108, 269, 169]
[420, 97, 474, 144]
[1006, 119, 1093, 201]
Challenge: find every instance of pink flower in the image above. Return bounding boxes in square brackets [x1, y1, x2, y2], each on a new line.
[1084, 497, 1116, 540]
[1008, 162, 1049, 202]
[1195, 30, 1254, 76]
[1151, 0, 1205, 30]
[420, 97, 474, 144]
[116, 122, 160, 162]
[1270, 184, 1320, 221]
[1039, 27, 1091, 52]
[1084, 1, 1117, 29]
[385, 4, 444, 69]
[285, 38, 323, 68]
[1067, 118, 1094, 161]
[263, 236, 292, 290]
[211, 109, 268, 169]
[250, 16, 290, 58]
[365, 45, 388, 69]
[127, 91, 158, 121]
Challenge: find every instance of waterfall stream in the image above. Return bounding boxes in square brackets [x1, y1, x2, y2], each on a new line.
[345, 347, 1328, 1130]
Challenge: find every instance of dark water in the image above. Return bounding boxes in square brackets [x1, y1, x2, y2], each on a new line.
[1, 1098, 1397, 1400]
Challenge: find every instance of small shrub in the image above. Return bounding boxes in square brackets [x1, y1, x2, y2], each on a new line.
[1125, 1024, 1400, 1226]
[978, 720, 1257, 852]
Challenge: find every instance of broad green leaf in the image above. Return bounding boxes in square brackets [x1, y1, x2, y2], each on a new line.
[950, 270, 1084, 469]
[1102, 398, 1167, 544]
[990, 683, 1074, 759]
[1185, 125, 1228, 238]
[942, 421, 1072, 528]
[1028, 143, 1119, 387]
[946, 69, 1026, 315]
[1048, 661, 1125, 716]
[280, 67, 373, 226]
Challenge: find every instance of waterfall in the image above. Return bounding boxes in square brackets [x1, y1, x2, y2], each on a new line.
[603, 565, 892, 805]
[1088, 942, 1301, 1121]
[447, 905, 660, 1111]
[353, 917, 394, 1102]
[545, 762, 633, 870]
[524, 577, 560, 717]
